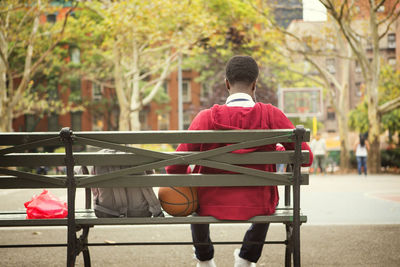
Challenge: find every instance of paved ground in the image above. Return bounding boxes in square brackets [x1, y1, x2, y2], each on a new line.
[0, 173, 399, 266]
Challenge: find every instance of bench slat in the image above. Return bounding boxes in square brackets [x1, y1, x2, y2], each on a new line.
[0, 151, 310, 167]
[0, 129, 310, 146]
[79, 174, 309, 187]
[0, 210, 306, 227]
[0, 174, 308, 188]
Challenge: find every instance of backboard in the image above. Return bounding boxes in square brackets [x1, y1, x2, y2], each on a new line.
[278, 87, 323, 118]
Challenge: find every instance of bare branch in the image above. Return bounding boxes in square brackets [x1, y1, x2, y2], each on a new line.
[0, 4, 24, 14]
[378, 96, 400, 115]
[139, 51, 179, 108]
[375, 0, 386, 12]
[378, 1, 400, 40]
[28, 3, 77, 76]
[286, 66, 325, 86]
[11, 3, 77, 108]
[8, 6, 41, 56]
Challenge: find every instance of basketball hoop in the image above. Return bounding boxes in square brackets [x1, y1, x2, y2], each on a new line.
[297, 106, 309, 114]
[278, 87, 323, 118]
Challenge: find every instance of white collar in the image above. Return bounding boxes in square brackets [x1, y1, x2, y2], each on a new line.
[225, 93, 255, 107]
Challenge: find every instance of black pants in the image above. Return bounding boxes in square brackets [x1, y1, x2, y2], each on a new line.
[191, 223, 270, 263]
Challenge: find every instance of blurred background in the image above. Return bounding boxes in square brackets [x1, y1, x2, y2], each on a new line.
[1, 0, 400, 174]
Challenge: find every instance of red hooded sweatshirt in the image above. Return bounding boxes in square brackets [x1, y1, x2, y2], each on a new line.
[165, 102, 313, 220]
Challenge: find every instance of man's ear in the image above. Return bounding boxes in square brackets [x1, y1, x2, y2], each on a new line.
[225, 79, 230, 90]
[251, 81, 257, 92]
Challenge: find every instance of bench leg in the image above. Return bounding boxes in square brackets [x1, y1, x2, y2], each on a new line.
[80, 226, 91, 267]
[66, 226, 92, 267]
[293, 222, 301, 267]
[285, 223, 293, 267]
[83, 248, 91, 267]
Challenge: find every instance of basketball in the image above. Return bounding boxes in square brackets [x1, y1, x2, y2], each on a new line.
[158, 187, 198, 216]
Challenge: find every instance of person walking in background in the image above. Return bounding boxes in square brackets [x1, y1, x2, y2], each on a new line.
[354, 134, 369, 176]
[310, 132, 327, 175]
[276, 143, 286, 172]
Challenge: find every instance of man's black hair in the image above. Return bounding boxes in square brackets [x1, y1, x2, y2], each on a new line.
[225, 56, 259, 86]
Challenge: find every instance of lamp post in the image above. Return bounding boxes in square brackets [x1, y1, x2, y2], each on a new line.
[178, 53, 183, 130]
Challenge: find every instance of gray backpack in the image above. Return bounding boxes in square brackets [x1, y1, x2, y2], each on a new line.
[74, 151, 163, 218]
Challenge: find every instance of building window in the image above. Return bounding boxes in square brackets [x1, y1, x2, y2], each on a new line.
[326, 38, 335, 50]
[48, 82, 59, 100]
[70, 47, 80, 64]
[69, 78, 81, 102]
[46, 13, 57, 23]
[71, 112, 82, 131]
[355, 61, 362, 73]
[326, 58, 336, 74]
[48, 113, 59, 131]
[162, 81, 169, 95]
[92, 83, 102, 101]
[388, 33, 396, 49]
[388, 57, 396, 67]
[355, 82, 363, 97]
[157, 113, 169, 130]
[183, 112, 192, 130]
[200, 84, 210, 100]
[92, 114, 104, 131]
[327, 107, 335, 120]
[25, 115, 37, 131]
[182, 79, 191, 102]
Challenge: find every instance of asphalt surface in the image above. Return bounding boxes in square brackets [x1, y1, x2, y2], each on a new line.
[0, 174, 399, 266]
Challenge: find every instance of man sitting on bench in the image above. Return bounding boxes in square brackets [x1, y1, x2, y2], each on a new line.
[166, 55, 313, 267]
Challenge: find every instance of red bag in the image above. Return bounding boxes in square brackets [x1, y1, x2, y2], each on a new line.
[24, 190, 68, 219]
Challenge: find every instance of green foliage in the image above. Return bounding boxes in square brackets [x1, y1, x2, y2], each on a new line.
[348, 64, 400, 144]
[289, 117, 324, 132]
[348, 101, 369, 133]
[0, 0, 81, 131]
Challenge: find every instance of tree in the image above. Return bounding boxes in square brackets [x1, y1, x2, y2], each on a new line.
[73, 0, 217, 131]
[0, 0, 75, 132]
[249, 3, 354, 172]
[349, 64, 400, 146]
[282, 19, 354, 172]
[320, 0, 400, 172]
[186, 0, 287, 108]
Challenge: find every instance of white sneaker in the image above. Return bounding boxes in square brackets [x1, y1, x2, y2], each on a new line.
[196, 258, 216, 267]
[234, 249, 256, 267]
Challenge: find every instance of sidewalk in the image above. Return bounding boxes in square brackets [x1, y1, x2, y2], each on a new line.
[0, 173, 399, 266]
[301, 174, 400, 224]
[0, 224, 399, 266]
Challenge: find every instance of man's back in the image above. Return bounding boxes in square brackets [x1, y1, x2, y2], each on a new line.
[166, 101, 312, 220]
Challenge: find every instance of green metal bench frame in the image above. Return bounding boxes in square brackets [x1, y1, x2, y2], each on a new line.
[0, 125, 310, 267]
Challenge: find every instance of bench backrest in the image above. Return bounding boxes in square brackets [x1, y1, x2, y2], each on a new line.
[0, 126, 309, 189]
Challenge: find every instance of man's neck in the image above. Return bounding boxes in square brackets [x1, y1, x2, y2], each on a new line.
[229, 88, 253, 96]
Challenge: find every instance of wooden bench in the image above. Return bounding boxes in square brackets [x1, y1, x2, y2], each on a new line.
[0, 126, 310, 267]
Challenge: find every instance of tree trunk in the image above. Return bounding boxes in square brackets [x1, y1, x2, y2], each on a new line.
[129, 40, 141, 131]
[130, 110, 141, 131]
[113, 41, 130, 132]
[118, 105, 130, 131]
[337, 35, 351, 173]
[366, 4, 381, 174]
[367, 89, 381, 173]
[0, 106, 13, 132]
[338, 84, 351, 172]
